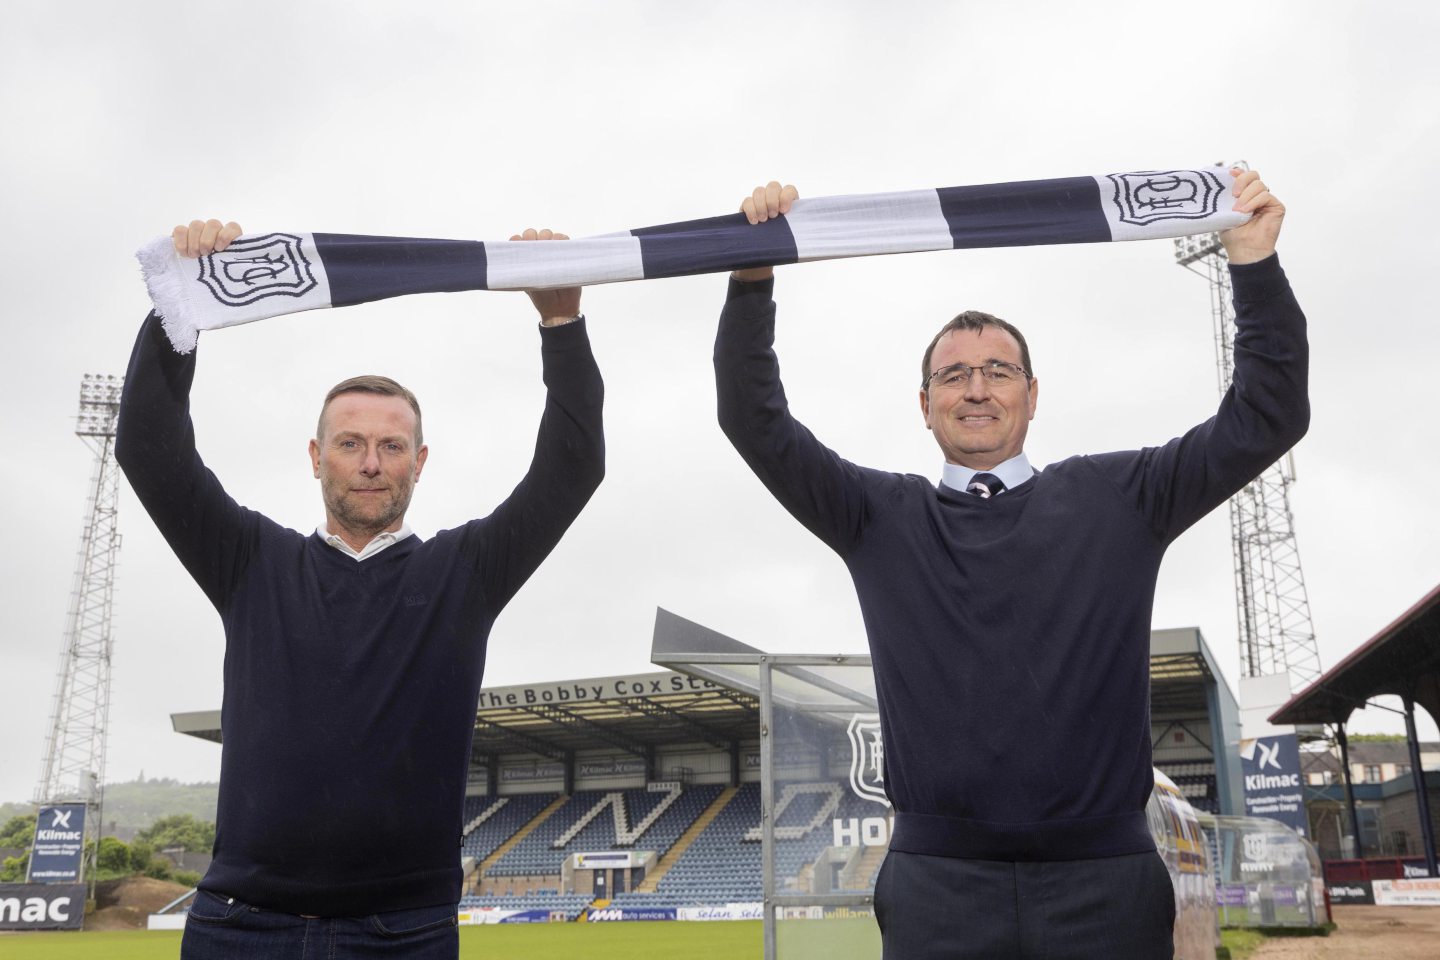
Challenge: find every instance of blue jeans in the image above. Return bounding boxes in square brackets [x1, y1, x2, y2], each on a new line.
[181, 889, 459, 959]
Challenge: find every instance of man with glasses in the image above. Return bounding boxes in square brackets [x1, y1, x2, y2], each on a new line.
[714, 171, 1302, 958]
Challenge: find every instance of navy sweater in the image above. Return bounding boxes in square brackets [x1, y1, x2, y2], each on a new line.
[116, 315, 604, 915]
[715, 256, 1307, 861]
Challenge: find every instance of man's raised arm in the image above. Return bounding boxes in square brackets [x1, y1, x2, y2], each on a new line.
[714, 182, 872, 555]
[468, 228, 606, 607]
[1096, 169, 1310, 539]
[116, 219, 256, 609]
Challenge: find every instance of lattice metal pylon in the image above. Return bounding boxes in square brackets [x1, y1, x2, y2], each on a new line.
[1174, 235, 1321, 686]
[34, 374, 125, 819]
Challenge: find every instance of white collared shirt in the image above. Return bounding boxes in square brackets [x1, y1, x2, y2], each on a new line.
[941, 452, 1035, 497]
[317, 522, 414, 561]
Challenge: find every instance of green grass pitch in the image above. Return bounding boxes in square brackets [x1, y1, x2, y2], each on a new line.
[0, 919, 885, 960]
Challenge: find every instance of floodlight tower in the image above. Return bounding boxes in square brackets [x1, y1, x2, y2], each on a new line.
[1173, 233, 1321, 686]
[34, 375, 125, 831]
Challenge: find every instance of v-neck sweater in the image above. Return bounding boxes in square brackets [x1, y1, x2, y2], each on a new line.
[715, 256, 1306, 860]
[116, 314, 604, 914]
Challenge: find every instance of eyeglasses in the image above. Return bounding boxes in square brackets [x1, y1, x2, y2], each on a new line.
[924, 360, 1031, 389]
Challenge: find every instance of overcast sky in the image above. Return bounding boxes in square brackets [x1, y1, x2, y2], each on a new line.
[3, 1, 1438, 805]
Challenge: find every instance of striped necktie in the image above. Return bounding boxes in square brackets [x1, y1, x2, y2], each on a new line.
[967, 473, 1005, 499]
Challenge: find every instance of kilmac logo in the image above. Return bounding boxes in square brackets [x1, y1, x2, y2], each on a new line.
[1106, 169, 1223, 225]
[197, 233, 317, 306]
[847, 715, 889, 807]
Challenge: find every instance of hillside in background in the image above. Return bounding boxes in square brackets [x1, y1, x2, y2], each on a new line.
[1, 776, 217, 840]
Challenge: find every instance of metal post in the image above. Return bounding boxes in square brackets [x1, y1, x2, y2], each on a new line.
[760, 657, 777, 960]
[1335, 724, 1363, 860]
[1402, 698, 1438, 877]
[1205, 677, 1234, 813]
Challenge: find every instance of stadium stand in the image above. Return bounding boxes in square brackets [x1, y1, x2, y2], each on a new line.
[604, 781, 888, 909]
[169, 633, 1245, 916]
[1157, 761, 1220, 813]
[461, 792, 560, 861]
[478, 784, 724, 899]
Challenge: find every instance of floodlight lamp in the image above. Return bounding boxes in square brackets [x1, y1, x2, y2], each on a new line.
[78, 374, 124, 409]
[1173, 233, 1224, 266]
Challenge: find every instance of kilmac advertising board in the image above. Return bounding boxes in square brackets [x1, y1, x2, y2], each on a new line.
[1239, 735, 1307, 836]
[0, 884, 87, 931]
[27, 804, 87, 884]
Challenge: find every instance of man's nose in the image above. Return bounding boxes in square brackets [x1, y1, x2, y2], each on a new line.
[359, 446, 382, 475]
[962, 373, 991, 401]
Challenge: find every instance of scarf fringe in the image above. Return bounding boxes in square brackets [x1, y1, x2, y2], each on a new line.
[136, 237, 200, 353]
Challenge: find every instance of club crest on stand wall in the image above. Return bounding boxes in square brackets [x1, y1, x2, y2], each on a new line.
[847, 714, 890, 807]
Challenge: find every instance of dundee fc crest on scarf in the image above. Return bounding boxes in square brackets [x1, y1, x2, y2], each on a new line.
[198, 233, 318, 305]
[1106, 169, 1224, 225]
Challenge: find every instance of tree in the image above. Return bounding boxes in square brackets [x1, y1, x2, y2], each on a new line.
[0, 852, 27, 883]
[96, 835, 131, 874]
[0, 814, 37, 850]
[136, 814, 215, 853]
[128, 838, 156, 874]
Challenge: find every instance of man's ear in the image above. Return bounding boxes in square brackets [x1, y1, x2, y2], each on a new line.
[309, 438, 321, 478]
[413, 444, 429, 482]
[918, 388, 932, 430]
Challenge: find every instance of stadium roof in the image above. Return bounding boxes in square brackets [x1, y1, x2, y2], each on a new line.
[1270, 581, 1440, 727]
[650, 607, 878, 721]
[652, 609, 1230, 719]
[172, 668, 759, 759]
[171, 613, 1233, 753]
[1149, 627, 1230, 714]
[465, 673, 758, 759]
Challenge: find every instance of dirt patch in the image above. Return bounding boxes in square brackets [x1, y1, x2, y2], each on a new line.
[88, 876, 193, 929]
[1250, 905, 1440, 960]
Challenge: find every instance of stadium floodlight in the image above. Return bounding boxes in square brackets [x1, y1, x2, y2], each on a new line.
[32, 374, 126, 896]
[1172, 233, 1321, 687]
[75, 374, 124, 436]
[1173, 231, 1224, 267]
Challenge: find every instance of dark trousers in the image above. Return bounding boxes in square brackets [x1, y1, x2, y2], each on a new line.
[874, 849, 1175, 960]
[180, 889, 459, 960]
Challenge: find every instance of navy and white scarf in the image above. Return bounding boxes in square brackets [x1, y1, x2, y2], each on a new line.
[138, 166, 1247, 352]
